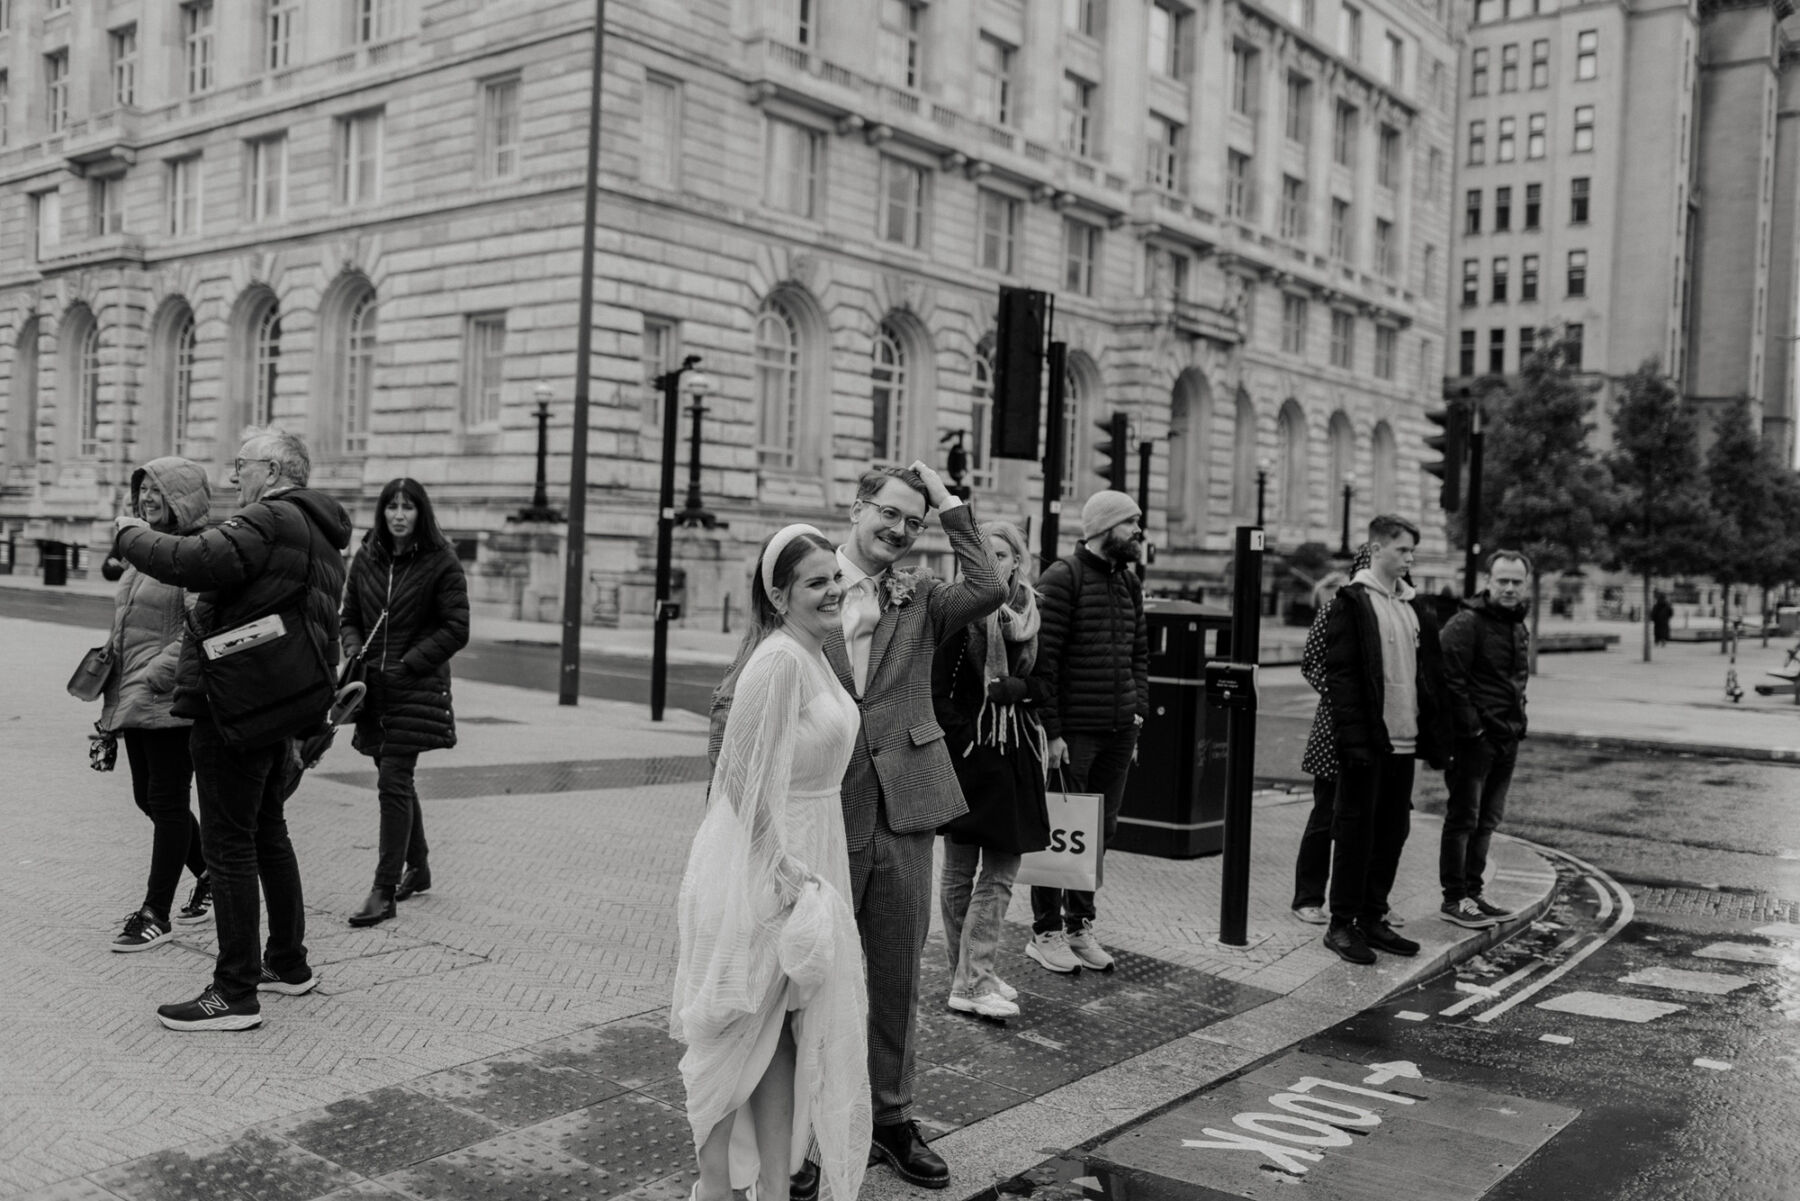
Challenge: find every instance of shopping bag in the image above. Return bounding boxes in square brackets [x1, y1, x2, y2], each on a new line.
[1014, 780, 1104, 892]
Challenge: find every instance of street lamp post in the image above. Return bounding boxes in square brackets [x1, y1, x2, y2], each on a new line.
[651, 356, 711, 722]
[517, 383, 564, 523]
[676, 371, 720, 530]
[1338, 479, 1356, 558]
[1254, 458, 1270, 527]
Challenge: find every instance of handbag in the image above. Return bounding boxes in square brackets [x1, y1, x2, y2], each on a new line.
[1014, 771, 1105, 892]
[67, 644, 115, 702]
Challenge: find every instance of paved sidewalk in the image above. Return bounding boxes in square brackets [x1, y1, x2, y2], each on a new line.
[0, 613, 1560, 1201]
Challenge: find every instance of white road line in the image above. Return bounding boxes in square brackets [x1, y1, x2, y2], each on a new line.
[1473, 842, 1636, 1025]
[1540, 1034, 1574, 1045]
[1587, 876, 1614, 921]
[1439, 932, 1589, 1017]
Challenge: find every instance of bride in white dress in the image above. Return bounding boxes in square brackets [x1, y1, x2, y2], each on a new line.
[672, 525, 870, 1201]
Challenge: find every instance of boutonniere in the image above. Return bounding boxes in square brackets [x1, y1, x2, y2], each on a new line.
[882, 569, 920, 610]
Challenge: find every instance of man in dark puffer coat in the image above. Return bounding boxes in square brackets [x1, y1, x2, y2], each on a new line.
[113, 427, 352, 1031]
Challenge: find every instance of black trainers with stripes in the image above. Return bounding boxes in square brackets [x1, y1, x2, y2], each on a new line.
[256, 961, 318, 996]
[156, 986, 262, 1032]
[110, 908, 172, 953]
[174, 874, 213, 926]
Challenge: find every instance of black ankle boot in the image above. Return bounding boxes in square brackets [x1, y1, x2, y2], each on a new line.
[395, 865, 432, 902]
[348, 885, 396, 927]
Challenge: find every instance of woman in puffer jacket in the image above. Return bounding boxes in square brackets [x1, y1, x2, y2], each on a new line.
[100, 457, 214, 952]
[340, 478, 470, 927]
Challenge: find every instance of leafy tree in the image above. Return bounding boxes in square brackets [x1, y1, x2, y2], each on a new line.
[1480, 332, 1611, 674]
[1702, 396, 1793, 648]
[1604, 363, 1716, 661]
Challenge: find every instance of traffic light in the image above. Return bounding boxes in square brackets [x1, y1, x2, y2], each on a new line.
[1095, 412, 1129, 490]
[991, 287, 1047, 459]
[1424, 398, 1469, 512]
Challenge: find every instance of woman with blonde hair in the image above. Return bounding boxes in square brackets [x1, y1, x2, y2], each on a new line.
[932, 519, 1051, 1020]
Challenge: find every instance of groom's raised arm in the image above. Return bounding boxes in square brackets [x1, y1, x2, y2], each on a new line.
[926, 502, 1004, 641]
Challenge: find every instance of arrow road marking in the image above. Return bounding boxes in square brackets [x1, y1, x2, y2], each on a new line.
[1362, 1061, 1422, 1086]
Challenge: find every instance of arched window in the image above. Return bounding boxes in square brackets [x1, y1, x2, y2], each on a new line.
[1062, 351, 1103, 499]
[871, 320, 907, 463]
[60, 306, 103, 459]
[1371, 420, 1398, 512]
[1230, 387, 1258, 519]
[755, 301, 801, 469]
[225, 288, 280, 454]
[1276, 400, 1307, 527]
[1169, 369, 1210, 529]
[1327, 410, 1355, 533]
[173, 316, 197, 456]
[969, 343, 995, 488]
[7, 318, 40, 474]
[147, 300, 197, 459]
[251, 301, 280, 427]
[342, 291, 377, 453]
[316, 275, 375, 456]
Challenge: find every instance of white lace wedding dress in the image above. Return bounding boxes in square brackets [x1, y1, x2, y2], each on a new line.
[671, 630, 870, 1201]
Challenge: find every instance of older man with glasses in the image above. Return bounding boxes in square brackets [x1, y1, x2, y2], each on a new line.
[111, 426, 353, 1031]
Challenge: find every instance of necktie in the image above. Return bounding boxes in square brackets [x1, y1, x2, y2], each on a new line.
[846, 578, 880, 694]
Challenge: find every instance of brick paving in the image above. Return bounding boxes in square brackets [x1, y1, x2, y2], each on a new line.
[1, 614, 1557, 1201]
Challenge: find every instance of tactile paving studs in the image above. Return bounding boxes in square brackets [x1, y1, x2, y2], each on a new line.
[408, 1052, 628, 1129]
[271, 1087, 502, 1178]
[520, 1092, 694, 1185]
[529, 1017, 684, 1090]
[911, 1066, 1034, 1136]
[89, 1131, 361, 1201]
[379, 1130, 620, 1200]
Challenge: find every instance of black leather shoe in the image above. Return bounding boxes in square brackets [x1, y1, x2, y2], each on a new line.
[348, 885, 396, 927]
[789, 1158, 821, 1201]
[1361, 919, 1420, 957]
[395, 866, 432, 902]
[1323, 923, 1376, 965]
[871, 1120, 949, 1188]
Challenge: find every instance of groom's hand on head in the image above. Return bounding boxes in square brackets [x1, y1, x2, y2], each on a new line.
[908, 460, 953, 510]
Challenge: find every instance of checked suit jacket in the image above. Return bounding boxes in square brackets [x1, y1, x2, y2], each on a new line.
[823, 503, 1006, 851]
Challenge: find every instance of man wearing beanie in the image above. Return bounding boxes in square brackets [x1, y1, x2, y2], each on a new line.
[1023, 490, 1149, 974]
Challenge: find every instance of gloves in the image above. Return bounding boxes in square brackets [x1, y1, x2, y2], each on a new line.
[986, 677, 1029, 705]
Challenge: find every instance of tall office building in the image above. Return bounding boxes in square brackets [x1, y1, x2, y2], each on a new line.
[0, 0, 1460, 618]
[1450, 0, 1800, 461]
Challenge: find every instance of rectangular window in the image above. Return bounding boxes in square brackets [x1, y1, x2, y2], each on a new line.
[977, 188, 1020, 273]
[1334, 101, 1358, 168]
[337, 110, 382, 205]
[1530, 39, 1550, 89]
[1500, 43, 1519, 92]
[1527, 112, 1546, 159]
[878, 155, 926, 247]
[90, 176, 124, 237]
[110, 25, 137, 107]
[1494, 186, 1512, 231]
[1497, 116, 1515, 162]
[1428, 147, 1443, 200]
[182, 2, 214, 96]
[1519, 326, 1537, 363]
[1567, 249, 1587, 296]
[1573, 104, 1594, 153]
[1375, 326, 1397, 379]
[1525, 182, 1542, 228]
[1377, 125, 1400, 189]
[1063, 217, 1100, 296]
[764, 117, 821, 217]
[246, 134, 287, 223]
[1570, 176, 1590, 223]
[1459, 329, 1477, 375]
[1285, 73, 1313, 145]
[464, 314, 508, 430]
[1489, 328, 1506, 374]
[1298, 0, 1316, 33]
[1340, 3, 1362, 63]
[639, 315, 678, 430]
[1281, 293, 1308, 355]
[1280, 174, 1307, 239]
[267, 0, 299, 71]
[1468, 119, 1486, 165]
[0, 72, 9, 149]
[1227, 149, 1257, 220]
[356, 0, 395, 43]
[1232, 44, 1260, 117]
[1521, 254, 1539, 300]
[1148, 1, 1189, 77]
[31, 188, 58, 259]
[1375, 217, 1395, 277]
[1386, 33, 1404, 89]
[793, 0, 815, 45]
[1330, 310, 1355, 368]
[0, 0, 9, 30]
[1576, 30, 1598, 80]
[1465, 187, 1482, 235]
[167, 156, 202, 235]
[640, 75, 680, 189]
[1065, 0, 1100, 36]
[45, 51, 68, 134]
[1146, 114, 1186, 193]
[1061, 74, 1095, 157]
[1471, 47, 1489, 96]
[1462, 258, 1479, 306]
[878, 0, 923, 89]
[975, 33, 1015, 125]
[1424, 244, 1437, 294]
[1491, 256, 1509, 302]
[1145, 244, 1189, 301]
[1330, 197, 1353, 261]
[480, 75, 522, 181]
[1566, 322, 1583, 369]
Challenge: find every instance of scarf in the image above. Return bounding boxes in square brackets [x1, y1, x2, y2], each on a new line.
[967, 583, 1046, 762]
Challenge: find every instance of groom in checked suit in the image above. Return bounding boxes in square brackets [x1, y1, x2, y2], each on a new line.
[821, 461, 1003, 1189]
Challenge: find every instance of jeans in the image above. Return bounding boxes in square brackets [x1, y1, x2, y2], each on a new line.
[1032, 726, 1137, 934]
[1290, 774, 1336, 911]
[374, 753, 429, 888]
[1439, 734, 1519, 902]
[1328, 753, 1415, 926]
[940, 838, 1021, 999]
[121, 728, 206, 921]
[189, 720, 308, 1002]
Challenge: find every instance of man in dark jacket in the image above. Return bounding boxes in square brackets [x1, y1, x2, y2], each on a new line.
[1437, 549, 1531, 928]
[1322, 514, 1452, 966]
[1025, 490, 1149, 975]
[113, 427, 353, 1031]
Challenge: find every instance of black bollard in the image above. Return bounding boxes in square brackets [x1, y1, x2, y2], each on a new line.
[1218, 525, 1263, 946]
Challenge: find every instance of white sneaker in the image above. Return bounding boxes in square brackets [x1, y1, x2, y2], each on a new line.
[1066, 922, 1115, 971]
[948, 992, 1019, 1019]
[992, 977, 1019, 1002]
[1025, 930, 1082, 973]
[1292, 905, 1329, 925]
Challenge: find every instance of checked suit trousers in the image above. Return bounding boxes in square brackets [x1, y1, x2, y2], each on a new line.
[847, 818, 936, 1126]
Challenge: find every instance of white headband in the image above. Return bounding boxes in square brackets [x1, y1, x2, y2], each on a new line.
[760, 523, 827, 602]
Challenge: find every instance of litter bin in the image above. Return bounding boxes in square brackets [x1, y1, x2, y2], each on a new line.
[41, 540, 68, 587]
[1113, 598, 1233, 858]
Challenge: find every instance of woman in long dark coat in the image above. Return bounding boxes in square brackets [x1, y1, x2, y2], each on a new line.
[933, 519, 1051, 1021]
[341, 478, 470, 927]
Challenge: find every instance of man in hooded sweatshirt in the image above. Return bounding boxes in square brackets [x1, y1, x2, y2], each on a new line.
[1437, 549, 1531, 928]
[1321, 514, 1452, 965]
[113, 426, 353, 1031]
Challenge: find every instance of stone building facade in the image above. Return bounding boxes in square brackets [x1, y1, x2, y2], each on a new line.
[0, 0, 1460, 621]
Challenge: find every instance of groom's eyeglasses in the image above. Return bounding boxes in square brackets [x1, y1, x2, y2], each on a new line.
[867, 503, 929, 536]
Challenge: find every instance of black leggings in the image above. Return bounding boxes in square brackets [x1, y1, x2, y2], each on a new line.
[121, 727, 206, 920]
